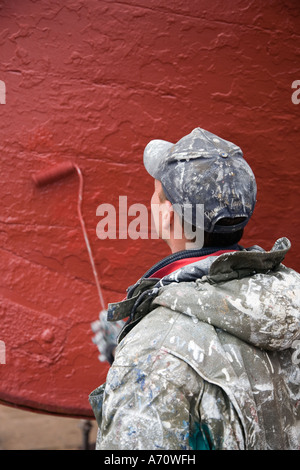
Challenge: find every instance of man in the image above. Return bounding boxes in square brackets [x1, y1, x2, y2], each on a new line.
[89, 127, 300, 450]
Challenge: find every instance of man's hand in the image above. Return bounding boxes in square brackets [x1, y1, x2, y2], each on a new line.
[91, 310, 124, 364]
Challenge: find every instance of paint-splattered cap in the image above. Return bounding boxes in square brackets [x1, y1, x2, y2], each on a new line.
[143, 127, 257, 233]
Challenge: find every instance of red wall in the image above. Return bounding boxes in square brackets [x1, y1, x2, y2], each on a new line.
[0, 0, 299, 417]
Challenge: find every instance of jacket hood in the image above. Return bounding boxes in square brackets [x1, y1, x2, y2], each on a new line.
[154, 237, 300, 351]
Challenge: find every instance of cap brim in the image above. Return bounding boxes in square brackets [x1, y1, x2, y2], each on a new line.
[143, 139, 173, 179]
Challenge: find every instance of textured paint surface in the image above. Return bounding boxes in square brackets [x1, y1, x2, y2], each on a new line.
[0, 1, 299, 416]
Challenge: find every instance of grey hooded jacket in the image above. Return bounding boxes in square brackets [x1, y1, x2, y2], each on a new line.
[89, 238, 300, 450]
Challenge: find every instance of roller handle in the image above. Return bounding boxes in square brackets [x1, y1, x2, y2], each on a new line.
[32, 162, 76, 187]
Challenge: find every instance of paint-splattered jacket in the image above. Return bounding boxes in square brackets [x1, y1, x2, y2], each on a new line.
[89, 237, 300, 450]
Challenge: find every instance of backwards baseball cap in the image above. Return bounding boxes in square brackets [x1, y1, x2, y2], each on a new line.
[143, 127, 257, 233]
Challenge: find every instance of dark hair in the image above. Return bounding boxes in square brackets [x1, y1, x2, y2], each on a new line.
[158, 183, 245, 247]
[190, 217, 245, 248]
[204, 218, 245, 247]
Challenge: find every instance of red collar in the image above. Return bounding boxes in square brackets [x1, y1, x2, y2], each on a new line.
[149, 249, 237, 279]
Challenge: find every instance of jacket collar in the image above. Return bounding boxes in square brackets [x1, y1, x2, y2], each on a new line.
[141, 244, 241, 279]
[107, 245, 241, 322]
[106, 238, 291, 341]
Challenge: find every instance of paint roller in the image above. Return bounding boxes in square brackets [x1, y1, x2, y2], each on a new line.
[32, 161, 76, 187]
[32, 162, 106, 310]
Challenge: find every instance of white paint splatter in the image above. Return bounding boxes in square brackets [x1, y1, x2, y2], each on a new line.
[265, 353, 274, 374]
[222, 368, 230, 382]
[188, 340, 204, 362]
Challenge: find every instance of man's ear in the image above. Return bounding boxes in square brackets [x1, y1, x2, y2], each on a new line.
[161, 200, 174, 231]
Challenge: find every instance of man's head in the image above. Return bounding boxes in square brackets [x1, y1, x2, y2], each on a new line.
[144, 127, 257, 251]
